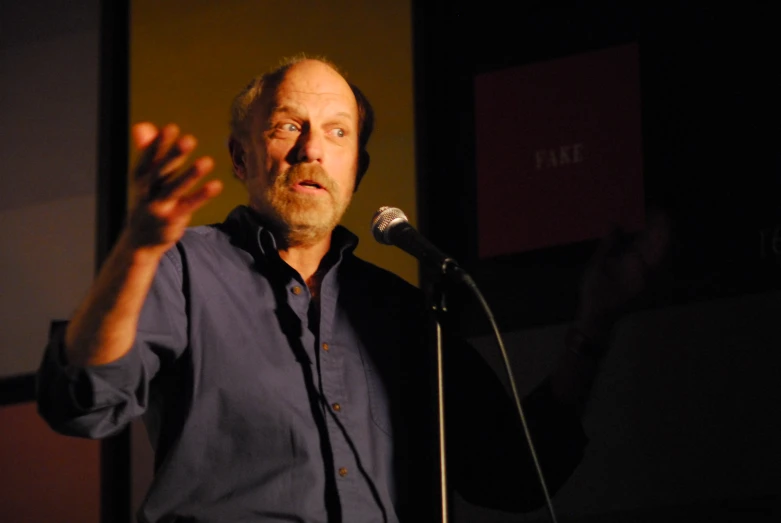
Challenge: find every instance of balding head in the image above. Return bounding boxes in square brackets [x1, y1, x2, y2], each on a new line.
[229, 56, 373, 186]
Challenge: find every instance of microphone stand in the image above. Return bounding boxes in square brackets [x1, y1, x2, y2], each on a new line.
[432, 281, 450, 523]
[421, 261, 463, 523]
[371, 208, 560, 522]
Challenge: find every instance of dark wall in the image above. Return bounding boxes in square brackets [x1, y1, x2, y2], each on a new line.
[412, 2, 781, 521]
[413, 2, 780, 330]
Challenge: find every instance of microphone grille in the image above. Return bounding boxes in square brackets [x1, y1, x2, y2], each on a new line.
[371, 206, 408, 245]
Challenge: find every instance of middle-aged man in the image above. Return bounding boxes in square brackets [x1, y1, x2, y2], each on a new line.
[38, 56, 664, 522]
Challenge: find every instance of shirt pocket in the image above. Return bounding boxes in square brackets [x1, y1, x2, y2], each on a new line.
[360, 348, 394, 437]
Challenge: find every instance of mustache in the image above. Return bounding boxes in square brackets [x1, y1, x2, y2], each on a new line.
[280, 163, 338, 194]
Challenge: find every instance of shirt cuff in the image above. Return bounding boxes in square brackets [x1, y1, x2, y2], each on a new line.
[39, 322, 145, 413]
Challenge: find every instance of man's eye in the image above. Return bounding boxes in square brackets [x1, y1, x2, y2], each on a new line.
[281, 123, 299, 132]
[331, 128, 345, 138]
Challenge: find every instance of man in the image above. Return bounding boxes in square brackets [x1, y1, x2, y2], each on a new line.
[37, 57, 654, 522]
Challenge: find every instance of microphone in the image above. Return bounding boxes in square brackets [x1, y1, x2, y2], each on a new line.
[372, 208, 558, 521]
[371, 206, 467, 280]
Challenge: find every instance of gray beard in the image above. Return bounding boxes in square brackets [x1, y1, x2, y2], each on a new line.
[265, 191, 349, 247]
[250, 162, 353, 247]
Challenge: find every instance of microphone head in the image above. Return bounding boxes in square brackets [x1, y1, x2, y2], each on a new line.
[371, 206, 408, 245]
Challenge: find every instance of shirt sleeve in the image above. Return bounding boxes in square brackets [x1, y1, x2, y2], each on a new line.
[35, 247, 189, 439]
[445, 336, 588, 512]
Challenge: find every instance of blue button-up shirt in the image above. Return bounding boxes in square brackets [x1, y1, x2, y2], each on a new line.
[37, 206, 587, 522]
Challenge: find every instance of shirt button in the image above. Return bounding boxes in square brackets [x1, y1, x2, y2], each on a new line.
[338, 467, 348, 477]
[332, 403, 341, 412]
[322, 342, 329, 351]
[291, 285, 302, 295]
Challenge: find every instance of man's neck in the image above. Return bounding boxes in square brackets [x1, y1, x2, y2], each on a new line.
[278, 235, 331, 286]
[245, 204, 335, 289]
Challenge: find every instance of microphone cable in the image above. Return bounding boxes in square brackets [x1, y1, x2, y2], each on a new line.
[371, 205, 559, 522]
[458, 272, 559, 523]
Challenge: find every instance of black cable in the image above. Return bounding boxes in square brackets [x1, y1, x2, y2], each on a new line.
[460, 272, 559, 523]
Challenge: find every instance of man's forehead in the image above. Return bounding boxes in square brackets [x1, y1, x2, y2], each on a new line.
[250, 60, 359, 126]
[281, 59, 350, 88]
[274, 71, 356, 107]
[262, 84, 357, 121]
[271, 88, 355, 107]
[269, 102, 354, 120]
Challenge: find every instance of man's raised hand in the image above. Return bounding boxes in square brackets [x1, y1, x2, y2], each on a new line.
[126, 122, 223, 255]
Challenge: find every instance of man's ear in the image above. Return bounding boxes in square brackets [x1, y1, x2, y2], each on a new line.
[354, 149, 370, 191]
[228, 137, 246, 180]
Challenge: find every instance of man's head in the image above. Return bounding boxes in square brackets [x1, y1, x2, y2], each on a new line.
[229, 56, 374, 246]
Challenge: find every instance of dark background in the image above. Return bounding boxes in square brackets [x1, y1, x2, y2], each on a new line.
[413, 2, 781, 521]
[413, 1, 781, 336]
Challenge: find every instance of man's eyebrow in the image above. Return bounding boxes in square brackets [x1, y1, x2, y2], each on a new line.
[326, 112, 356, 129]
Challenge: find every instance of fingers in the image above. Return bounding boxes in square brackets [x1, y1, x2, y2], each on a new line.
[157, 134, 197, 176]
[176, 179, 223, 215]
[129, 122, 221, 220]
[132, 122, 158, 150]
[132, 124, 197, 181]
[151, 157, 215, 201]
[132, 125, 165, 179]
[132, 123, 211, 202]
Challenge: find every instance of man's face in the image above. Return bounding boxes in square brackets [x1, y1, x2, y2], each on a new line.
[234, 60, 360, 245]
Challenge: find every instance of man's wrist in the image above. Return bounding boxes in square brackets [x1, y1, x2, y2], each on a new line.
[116, 229, 168, 267]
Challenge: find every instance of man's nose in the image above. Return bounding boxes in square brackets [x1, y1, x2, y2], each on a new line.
[296, 129, 324, 163]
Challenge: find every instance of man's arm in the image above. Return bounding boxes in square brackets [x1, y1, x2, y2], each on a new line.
[36, 123, 221, 437]
[64, 123, 221, 367]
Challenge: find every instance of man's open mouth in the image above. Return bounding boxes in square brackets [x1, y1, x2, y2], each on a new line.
[295, 180, 325, 190]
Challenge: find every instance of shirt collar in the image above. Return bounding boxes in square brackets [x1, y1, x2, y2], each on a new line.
[222, 205, 359, 263]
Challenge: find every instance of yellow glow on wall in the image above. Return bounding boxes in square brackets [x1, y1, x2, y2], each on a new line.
[130, 0, 418, 285]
